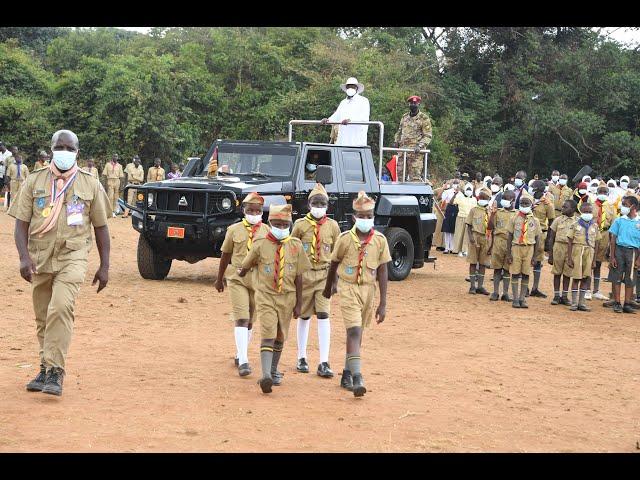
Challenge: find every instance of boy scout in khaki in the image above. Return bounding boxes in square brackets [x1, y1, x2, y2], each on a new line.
[122, 156, 145, 218]
[465, 188, 492, 295]
[239, 204, 311, 394]
[549, 173, 573, 216]
[6, 154, 29, 210]
[529, 180, 555, 298]
[487, 189, 516, 301]
[291, 183, 341, 378]
[147, 158, 165, 182]
[547, 199, 577, 306]
[84, 159, 99, 178]
[215, 192, 270, 377]
[8, 129, 111, 397]
[566, 202, 598, 311]
[323, 191, 391, 397]
[102, 154, 124, 217]
[506, 196, 541, 309]
[591, 184, 617, 300]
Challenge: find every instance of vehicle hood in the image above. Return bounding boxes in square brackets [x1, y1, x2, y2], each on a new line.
[141, 177, 291, 195]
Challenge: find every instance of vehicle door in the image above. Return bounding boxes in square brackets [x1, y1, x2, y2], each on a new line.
[337, 148, 377, 230]
[294, 146, 342, 223]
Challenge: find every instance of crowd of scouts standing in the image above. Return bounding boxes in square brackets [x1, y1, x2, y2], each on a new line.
[432, 170, 640, 313]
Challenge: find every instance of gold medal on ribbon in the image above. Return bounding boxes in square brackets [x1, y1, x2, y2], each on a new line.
[42, 206, 52, 218]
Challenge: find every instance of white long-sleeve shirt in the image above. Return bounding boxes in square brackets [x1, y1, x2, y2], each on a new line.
[328, 93, 370, 146]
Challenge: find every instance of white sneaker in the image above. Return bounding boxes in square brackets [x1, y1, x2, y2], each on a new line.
[593, 291, 608, 300]
[458, 252, 464, 257]
[112, 213, 117, 218]
[584, 290, 592, 300]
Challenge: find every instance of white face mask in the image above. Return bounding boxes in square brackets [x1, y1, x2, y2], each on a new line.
[346, 87, 357, 97]
[579, 189, 587, 195]
[580, 213, 593, 222]
[597, 194, 608, 202]
[270, 226, 290, 240]
[504, 184, 515, 191]
[490, 184, 500, 193]
[310, 207, 327, 219]
[514, 179, 523, 187]
[588, 186, 597, 194]
[552, 175, 559, 182]
[355, 217, 374, 233]
[52, 150, 77, 171]
[245, 213, 262, 225]
[620, 205, 631, 216]
[559, 178, 567, 186]
[477, 199, 489, 207]
[621, 181, 629, 189]
[500, 199, 512, 209]
[464, 189, 473, 197]
[519, 206, 532, 214]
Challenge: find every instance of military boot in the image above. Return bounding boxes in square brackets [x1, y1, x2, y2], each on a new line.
[42, 367, 64, 396]
[26, 365, 47, 392]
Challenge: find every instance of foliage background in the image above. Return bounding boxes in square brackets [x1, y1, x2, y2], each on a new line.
[1, 26, 639, 180]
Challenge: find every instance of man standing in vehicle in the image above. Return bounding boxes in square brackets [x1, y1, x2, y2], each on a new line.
[321, 76, 370, 147]
[393, 95, 432, 183]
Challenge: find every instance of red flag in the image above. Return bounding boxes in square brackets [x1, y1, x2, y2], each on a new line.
[386, 155, 398, 182]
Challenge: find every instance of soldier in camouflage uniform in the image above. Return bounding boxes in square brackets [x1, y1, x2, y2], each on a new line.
[393, 95, 433, 183]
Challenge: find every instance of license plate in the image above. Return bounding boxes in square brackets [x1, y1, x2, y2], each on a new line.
[167, 226, 185, 239]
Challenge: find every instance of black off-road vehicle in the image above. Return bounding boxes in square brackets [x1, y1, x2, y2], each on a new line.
[121, 120, 437, 281]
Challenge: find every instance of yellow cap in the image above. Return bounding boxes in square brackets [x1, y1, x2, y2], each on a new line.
[309, 182, 329, 200]
[352, 191, 375, 212]
[268, 204, 292, 222]
[242, 192, 264, 205]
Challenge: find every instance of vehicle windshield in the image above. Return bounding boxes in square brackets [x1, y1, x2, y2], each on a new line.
[201, 144, 297, 178]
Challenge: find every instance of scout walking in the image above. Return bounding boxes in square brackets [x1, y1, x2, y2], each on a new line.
[506, 196, 542, 309]
[465, 188, 492, 295]
[215, 192, 270, 376]
[122, 155, 145, 218]
[590, 184, 617, 300]
[291, 183, 341, 377]
[239, 204, 311, 394]
[529, 180, 555, 298]
[8, 130, 111, 396]
[487, 189, 517, 301]
[566, 202, 598, 311]
[102, 154, 124, 217]
[547, 199, 577, 306]
[323, 191, 391, 397]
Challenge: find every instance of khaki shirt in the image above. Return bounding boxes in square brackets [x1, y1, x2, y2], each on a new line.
[593, 201, 617, 240]
[147, 167, 165, 182]
[465, 205, 490, 235]
[241, 236, 311, 294]
[35, 160, 49, 170]
[331, 229, 392, 285]
[291, 216, 341, 269]
[8, 168, 110, 273]
[124, 163, 145, 184]
[549, 215, 576, 244]
[85, 167, 99, 178]
[7, 162, 29, 182]
[549, 184, 573, 211]
[567, 220, 598, 248]
[493, 208, 517, 238]
[532, 197, 555, 231]
[102, 162, 124, 180]
[220, 221, 270, 280]
[508, 213, 541, 245]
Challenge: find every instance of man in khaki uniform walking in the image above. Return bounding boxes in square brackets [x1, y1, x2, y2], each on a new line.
[123, 155, 145, 218]
[102, 154, 124, 217]
[147, 158, 165, 182]
[84, 158, 99, 178]
[6, 152, 30, 210]
[8, 129, 111, 396]
[34, 151, 50, 170]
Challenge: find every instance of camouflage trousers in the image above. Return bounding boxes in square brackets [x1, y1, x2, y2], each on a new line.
[395, 152, 425, 183]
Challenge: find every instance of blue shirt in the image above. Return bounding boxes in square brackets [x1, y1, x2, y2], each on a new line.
[609, 216, 640, 249]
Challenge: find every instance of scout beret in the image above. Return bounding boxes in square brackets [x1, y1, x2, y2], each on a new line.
[269, 203, 292, 222]
[242, 192, 264, 205]
[352, 191, 375, 212]
[407, 95, 421, 103]
[309, 182, 329, 200]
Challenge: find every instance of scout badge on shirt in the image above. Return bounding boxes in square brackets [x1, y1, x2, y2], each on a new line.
[67, 201, 85, 226]
[36, 197, 46, 209]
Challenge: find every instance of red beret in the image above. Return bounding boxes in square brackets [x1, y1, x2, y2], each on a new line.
[578, 182, 588, 189]
[407, 95, 421, 103]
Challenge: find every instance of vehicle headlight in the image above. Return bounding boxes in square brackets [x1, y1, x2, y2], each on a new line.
[148, 193, 154, 207]
[221, 197, 232, 211]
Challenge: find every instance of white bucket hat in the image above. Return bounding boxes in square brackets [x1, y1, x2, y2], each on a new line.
[340, 77, 364, 94]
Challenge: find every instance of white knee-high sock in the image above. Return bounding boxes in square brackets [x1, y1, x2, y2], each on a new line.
[297, 318, 310, 360]
[247, 328, 253, 346]
[234, 327, 249, 365]
[317, 318, 331, 363]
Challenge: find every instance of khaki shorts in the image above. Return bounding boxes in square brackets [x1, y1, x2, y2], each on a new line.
[534, 230, 547, 263]
[338, 279, 375, 329]
[300, 268, 331, 318]
[594, 235, 609, 263]
[227, 271, 257, 322]
[551, 242, 572, 277]
[490, 235, 511, 270]
[255, 290, 296, 341]
[468, 232, 490, 267]
[509, 244, 535, 276]
[570, 245, 594, 280]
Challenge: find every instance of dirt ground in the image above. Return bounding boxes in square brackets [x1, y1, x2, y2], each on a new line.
[0, 211, 639, 452]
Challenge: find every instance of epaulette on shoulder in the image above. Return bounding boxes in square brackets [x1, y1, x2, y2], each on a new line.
[339, 230, 351, 237]
[32, 166, 49, 173]
[78, 168, 93, 176]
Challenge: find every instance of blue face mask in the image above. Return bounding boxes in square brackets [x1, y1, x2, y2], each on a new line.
[270, 225, 290, 240]
[514, 178, 524, 187]
[306, 163, 317, 172]
[355, 217, 374, 233]
[52, 150, 77, 171]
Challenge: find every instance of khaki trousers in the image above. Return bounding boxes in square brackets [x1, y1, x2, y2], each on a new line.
[452, 215, 469, 254]
[433, 206, 444, 249]
[106, 178, 120, 213]
[31, 260, 87, 371]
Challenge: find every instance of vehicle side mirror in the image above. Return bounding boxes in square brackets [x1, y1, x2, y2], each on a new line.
[315, 165, 333, 185]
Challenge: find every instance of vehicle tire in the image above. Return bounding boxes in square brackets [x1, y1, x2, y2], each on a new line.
[385, 227, 414, 281]
[137, 234, 172, 280]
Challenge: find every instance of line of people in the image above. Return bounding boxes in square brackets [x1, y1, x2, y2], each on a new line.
[433, 170, 640, 313]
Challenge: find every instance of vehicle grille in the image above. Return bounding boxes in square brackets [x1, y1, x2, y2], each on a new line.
[150, 190, 235, 215]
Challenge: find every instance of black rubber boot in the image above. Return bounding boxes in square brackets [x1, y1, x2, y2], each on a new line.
[352, 373, 366, 397]
[340, 369, 353, 391]
[26, 365, 47, 392]
[42, 367, 64, 396]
